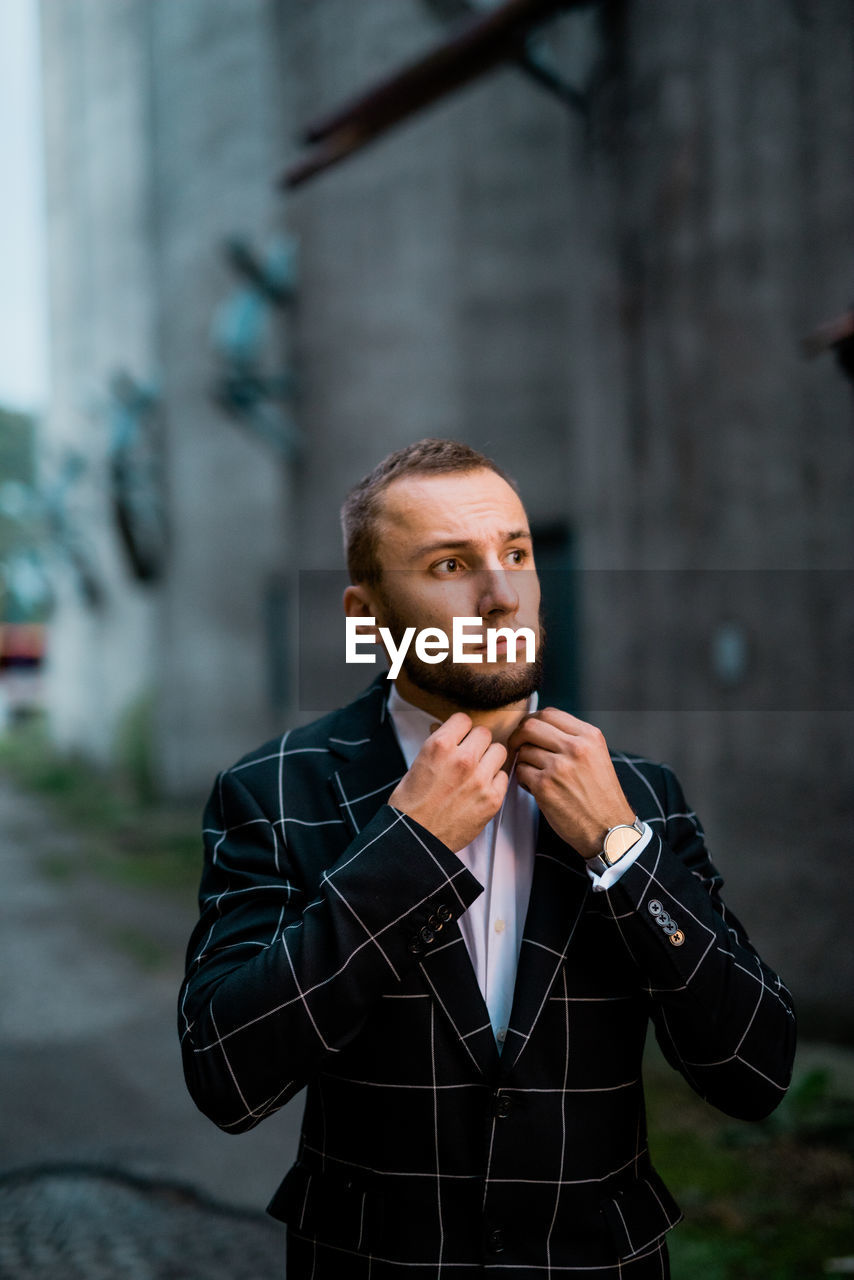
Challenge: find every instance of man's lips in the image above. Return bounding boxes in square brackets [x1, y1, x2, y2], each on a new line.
[471, 636, 536, 659]
[468, 638, 508, 655]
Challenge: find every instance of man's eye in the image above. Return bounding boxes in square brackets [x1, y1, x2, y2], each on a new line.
[435, 558, 460, 574]
[506, 549, 528, 566]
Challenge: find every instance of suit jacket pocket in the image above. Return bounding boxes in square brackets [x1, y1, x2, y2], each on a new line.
[267, 1162, 382, 1251]
[601, 1169, 683, 1259]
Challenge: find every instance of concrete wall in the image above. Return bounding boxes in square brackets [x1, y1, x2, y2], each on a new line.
[38, 0, 854, 1032]
[278, 1, 577, 570]
[145, 0, 292, 793]
[39, 0, 292, 790]
[276, 0, 578, 713]
[277, 0, 854, 1032]
[558, 0, 854, 1033]
[39, 0, 160, 760]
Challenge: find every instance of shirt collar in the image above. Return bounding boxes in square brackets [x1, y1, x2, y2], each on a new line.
[387, 682, 539, 769]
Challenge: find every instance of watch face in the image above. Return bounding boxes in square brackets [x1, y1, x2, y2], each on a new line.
[603, 825, 642, 863]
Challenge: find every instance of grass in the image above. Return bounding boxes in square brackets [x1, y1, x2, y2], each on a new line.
[99, 924, 173, 972]
[0, 717, 203, 897]
[645, 1046, 854, 1277]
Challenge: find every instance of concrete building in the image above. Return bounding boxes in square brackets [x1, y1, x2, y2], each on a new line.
[39, 0, 292, 790]
[38, 0, 854, 1033]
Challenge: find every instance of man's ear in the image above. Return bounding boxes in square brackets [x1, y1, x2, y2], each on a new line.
[343, 585, 379, 639]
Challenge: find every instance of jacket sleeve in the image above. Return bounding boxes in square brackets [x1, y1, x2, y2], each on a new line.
[600, 763, 796, 1121]
[178, 766, 482, 1134]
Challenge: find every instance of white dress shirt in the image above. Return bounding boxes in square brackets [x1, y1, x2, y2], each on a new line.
[387, 685, 650, 1047]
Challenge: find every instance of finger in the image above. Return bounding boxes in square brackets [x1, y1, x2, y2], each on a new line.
[514, 744, 553, 772]
[462, 724, 496, 759]
[538, 706, 593, 735]
[491, 767, 510, 804]
[508, 716, 566, 754]
[431, 711, 473, 745]
[478, 741, 508, 777]
[515, 761, 540, 794]
[506, 715, 536, 753]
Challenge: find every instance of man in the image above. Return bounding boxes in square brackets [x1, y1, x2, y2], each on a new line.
[179, 439, 795, 1278]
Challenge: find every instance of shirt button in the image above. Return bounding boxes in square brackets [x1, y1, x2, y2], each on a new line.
[494, 918, 506, 934]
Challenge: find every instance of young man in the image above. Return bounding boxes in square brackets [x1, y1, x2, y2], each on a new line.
[179, 439, 795, 1278]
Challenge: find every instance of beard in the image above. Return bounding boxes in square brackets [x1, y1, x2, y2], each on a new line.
[376, 593, 545, 711]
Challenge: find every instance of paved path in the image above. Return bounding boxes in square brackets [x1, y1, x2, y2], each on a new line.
[0, 773, 302, 1276]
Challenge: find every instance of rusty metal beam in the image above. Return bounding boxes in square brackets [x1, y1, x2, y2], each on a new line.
[802, 310, 854, 359]
[802, 309, 854, 382]
[281, 0, 591, 189]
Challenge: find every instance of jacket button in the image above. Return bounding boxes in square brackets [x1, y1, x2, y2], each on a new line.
[427, 913, 443, 932]
[436, 903, 452, 922]
[420, 925, 435, 944]
[407, 937, 423, 955]
[486, 1226, 505, 1253]
[494, 1093, 512, 1118]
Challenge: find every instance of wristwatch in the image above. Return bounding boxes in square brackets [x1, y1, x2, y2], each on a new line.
[586, 816, 646, 877]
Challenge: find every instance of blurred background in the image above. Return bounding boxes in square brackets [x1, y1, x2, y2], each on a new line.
[0, 1, 852, 1275]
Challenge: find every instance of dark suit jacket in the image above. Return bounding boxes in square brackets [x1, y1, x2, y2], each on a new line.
[179, 678, 796, 1277]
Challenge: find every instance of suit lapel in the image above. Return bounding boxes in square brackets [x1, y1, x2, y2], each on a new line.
[502, 815, 590, 1074]
[330, 716, 406, 837]
[330, 682, 498, 1080]
[417, 928, 501, 1079]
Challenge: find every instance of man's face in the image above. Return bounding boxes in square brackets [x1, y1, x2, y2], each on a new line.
[367, 468, 543, 711]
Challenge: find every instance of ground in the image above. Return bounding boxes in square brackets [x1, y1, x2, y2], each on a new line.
[1, 762, 852, 1278]
[0, 772, 302, 1277]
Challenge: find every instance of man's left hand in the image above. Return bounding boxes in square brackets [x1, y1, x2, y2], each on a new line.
[507, 708, 635, 861]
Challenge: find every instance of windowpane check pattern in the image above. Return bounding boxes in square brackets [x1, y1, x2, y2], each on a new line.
[179, 677, 796, 1277]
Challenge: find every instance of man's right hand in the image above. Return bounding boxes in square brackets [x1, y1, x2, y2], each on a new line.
[388, 713, 508, 852]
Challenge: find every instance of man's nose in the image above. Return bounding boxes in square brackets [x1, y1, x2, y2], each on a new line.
[476, 568, 519, 617]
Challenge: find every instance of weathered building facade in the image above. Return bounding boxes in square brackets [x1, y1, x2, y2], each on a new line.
[38, 0, 854, 1032]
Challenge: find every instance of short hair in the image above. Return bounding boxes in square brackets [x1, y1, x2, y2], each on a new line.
[341, 438, 517, 586]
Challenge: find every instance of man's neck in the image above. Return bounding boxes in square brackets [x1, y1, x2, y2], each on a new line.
[392, 673, 532, 749]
